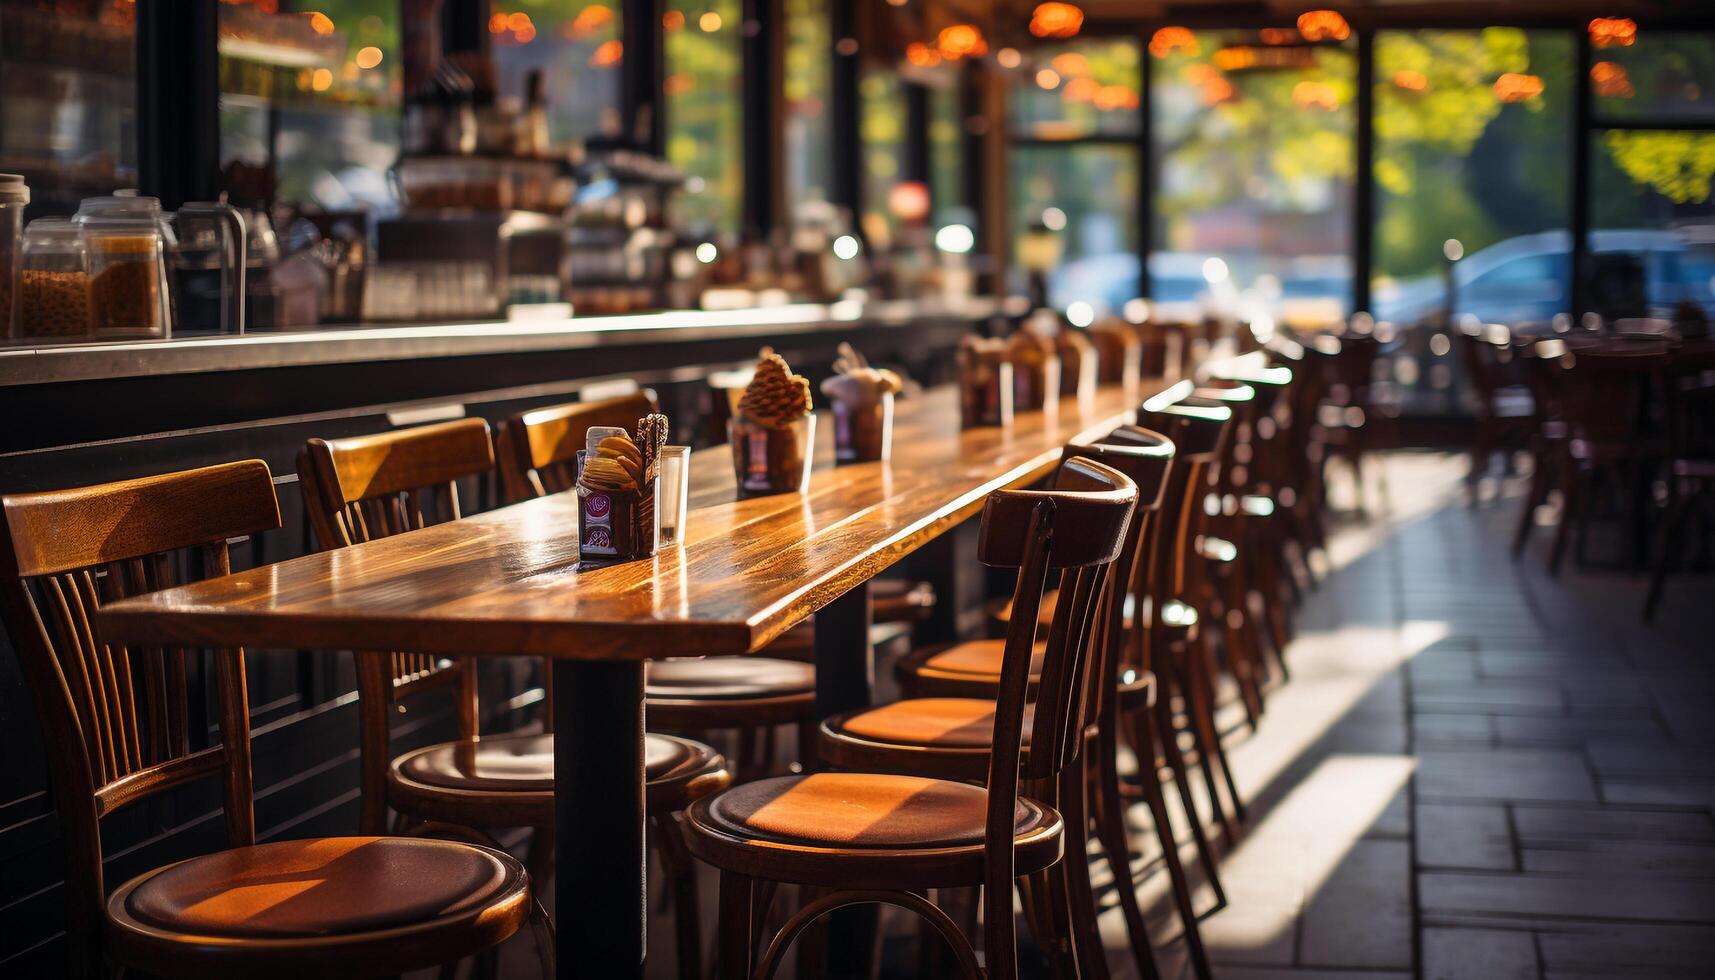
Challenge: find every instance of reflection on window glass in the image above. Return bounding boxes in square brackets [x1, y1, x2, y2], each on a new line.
[929, 81, 963, 225]
[860, 71, 903, 247]
[1152, 29, 1353, 329]
[1591, 129, 1715, 319]
[0, 0, 137, 213]
[1011, 39, 1140, 139]
[1370, 29, 1570, 413]
[491, 1, 621, 147]
[1012, 144, 1137, 316]
[784, 0, 829, 219]
[218, 0, 402, 213]
[665, 0, 741, 235]
[1592, 30, 1715, 124]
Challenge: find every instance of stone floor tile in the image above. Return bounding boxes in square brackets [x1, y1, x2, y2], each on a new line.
[1419, 870, 1715, 923]
[1521, 838, 1715, 876]
[1417, 749, 1598, 803]
[1423, 926, 1538, 980]
[1536, 921, 1715, 973]
[1299, 839, 1413, 969]
[1416, 802, 1514, 870]
[1510, 803, 1715, 842]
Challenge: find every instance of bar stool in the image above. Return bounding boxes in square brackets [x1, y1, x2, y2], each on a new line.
[823, 433, 1215, 980]
[299, 417, 729, 980]
[685, 457, 1137, 980]
[0, 460, 539, 979]
[497, 392, 822, 775]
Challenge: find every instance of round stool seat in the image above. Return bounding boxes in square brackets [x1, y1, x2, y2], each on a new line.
[117, 837, 522, 940]
[646, 657, 815, 701]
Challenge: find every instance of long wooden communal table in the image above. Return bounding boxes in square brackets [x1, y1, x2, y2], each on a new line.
[97, 378, 1170, 979]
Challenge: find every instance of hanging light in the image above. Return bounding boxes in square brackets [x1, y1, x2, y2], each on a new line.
[1029, 2, 1084, 40]
[1148, 27, 1198, 58]
[1588, 17, 1638, 49]
[1295, 10, 1350, 43]
[1392, 70, 1428, 92]
[936, 24, 988, 60]
[1493, 72, 1544, 103]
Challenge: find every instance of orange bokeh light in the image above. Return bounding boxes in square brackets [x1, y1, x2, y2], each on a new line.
[1591, 61, 1633, 98]
[1148, 26, 1198, 58]
[1292, 80, 1338, 110]
[905, 42, 942, 67]
[1392, 70, 1427, 91]
[1062, 76, 1099, 102]
[1296, 10, 1350, 43]
[1029, 2, 1084, 40]
[308, 11, 333, 34]
[1049, 51, 1089, 77]
[663, 10, 684, 30]
[1493, 72, 1543, 103]
[590, 38, 623, 67]
[568, 4, 613, 38]
[1589, 17, 1637, 49]
[936, 24, 987, 60]
[1259, 27, 1297, 45]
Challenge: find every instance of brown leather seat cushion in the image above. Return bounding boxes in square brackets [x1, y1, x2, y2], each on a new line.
[836, 698, 1033, 749]
[646, 656, 815, 700]
[397, 732, 695, 792]
[123, 837, 513, 939]
[704, 773, 1030, 849]
[921, 640, 1043, 679]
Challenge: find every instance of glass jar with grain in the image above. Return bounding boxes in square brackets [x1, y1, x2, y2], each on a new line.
[0, 175, 28, 337]
[13, 218, 91, 341]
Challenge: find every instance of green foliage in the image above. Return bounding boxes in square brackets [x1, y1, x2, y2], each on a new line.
[1604, 131, 1715, 205]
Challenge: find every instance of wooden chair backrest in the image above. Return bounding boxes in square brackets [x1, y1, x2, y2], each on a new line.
[0, 461, 280, 972]
[978, 456, 1134, 836]
[297, 418, 495, 832]
[1559, 347, 1670, 447]
[496, 390, 660, 503]
[1062, 430, 1176, 695]
[1137, 401, 1232, 602]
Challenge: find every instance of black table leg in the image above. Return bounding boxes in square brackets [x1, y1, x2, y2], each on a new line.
[814, 582, 878, 979]
[814, 579, 874, 717]
[555, 659, 647, 980]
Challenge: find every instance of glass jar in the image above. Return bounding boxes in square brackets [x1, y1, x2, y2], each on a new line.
[0, 174, 28, 336]
[76, 195, 175, 339]
[14, 218, 90, 341]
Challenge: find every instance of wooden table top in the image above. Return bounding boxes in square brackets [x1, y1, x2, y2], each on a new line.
[97, 381, 1164, 661]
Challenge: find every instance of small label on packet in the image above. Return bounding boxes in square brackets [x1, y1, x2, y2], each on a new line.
[581, 492, 617, 555]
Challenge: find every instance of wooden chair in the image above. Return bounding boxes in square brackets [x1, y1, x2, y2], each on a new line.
[1545, 345, 1671, 574]
[0, 460, 536, 979]
[685, 457, 1137, 980]
[1457, 323, 1535, 493]
[821, 432, 1214, 980]
[299, 417, 729, 980]
[1135, 396, 1247, 846]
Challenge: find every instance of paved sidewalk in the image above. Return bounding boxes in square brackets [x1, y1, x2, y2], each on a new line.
[1125, 451, 1715, 980]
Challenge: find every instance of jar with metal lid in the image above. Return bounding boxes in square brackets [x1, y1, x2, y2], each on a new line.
[0, 174, 28, 336]
[13, 218, 91, 341]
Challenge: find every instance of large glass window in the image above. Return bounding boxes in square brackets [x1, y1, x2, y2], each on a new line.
[1587, 29, 1715, 321]
[1371, 29, 1572, 331]
[490, 1, 622, 148]
[928, 80, 964, 226]
[1011, 39, 1141, 317]
[217, 0, 402, 213]
[1151, 28, 1354, 327]
[665, 0, 741, 236]
[860, 70, 904, 247]
[784, 0, 830, 221]
[1014, 144, 1138, 317]
[0, 0, 137, 214]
